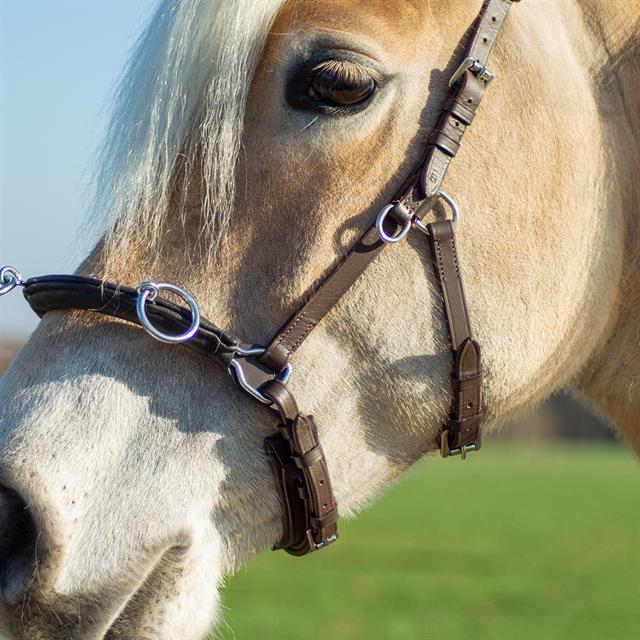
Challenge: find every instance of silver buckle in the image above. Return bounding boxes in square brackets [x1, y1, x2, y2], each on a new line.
[449, 443, 477, 460]
[440, 429, 477, 460]
[229, 346, 293, 405]
[449, 57, 495, 87]
[306, 530, 339, 551]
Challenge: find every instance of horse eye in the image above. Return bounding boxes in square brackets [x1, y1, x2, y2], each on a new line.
[308, 62, 376, 107]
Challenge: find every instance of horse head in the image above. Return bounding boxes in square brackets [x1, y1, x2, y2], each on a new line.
[0, 1, 638, 638]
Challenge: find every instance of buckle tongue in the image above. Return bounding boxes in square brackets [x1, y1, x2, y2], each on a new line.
[449, 57, 495, 87]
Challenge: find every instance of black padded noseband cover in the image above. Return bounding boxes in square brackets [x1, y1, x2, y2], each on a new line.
[23, 276, 238, 364]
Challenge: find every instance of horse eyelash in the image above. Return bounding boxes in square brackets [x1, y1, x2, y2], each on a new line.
[310, 59, 380, 85]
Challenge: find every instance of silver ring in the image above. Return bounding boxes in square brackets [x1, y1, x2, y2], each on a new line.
[413, 191, 460, 235]
[136, 281, 201, 344]
[0, 266, 24, 296]
[376, 204, 412, 244]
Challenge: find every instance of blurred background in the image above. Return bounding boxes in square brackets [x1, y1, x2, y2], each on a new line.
[0, 3, 637, 640]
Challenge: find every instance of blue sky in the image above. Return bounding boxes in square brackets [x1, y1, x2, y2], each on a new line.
[0, 1, 157, 338]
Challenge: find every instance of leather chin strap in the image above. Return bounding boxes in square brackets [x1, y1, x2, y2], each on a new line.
[263, 381, 338, 554]
[19, 0, 517, 556]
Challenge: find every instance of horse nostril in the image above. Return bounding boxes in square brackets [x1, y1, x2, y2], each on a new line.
[0, 486, 38, 605]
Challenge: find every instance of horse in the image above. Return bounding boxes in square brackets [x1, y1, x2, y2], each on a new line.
[0, 0, 639, 638]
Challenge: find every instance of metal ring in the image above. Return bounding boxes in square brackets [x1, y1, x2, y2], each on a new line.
[0, 266, 24, 296]
[413, 191, 460, 236]
[136, 281, 201, 344]
[376, 204, 412, 244]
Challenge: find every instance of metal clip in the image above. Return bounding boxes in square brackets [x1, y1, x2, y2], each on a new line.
[0, 266, 24, 296]
[449, 57, 495, 87]
[229, 346, 293, 405]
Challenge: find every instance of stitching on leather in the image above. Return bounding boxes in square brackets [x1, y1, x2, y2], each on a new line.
[290, 319, 317, 352]
[450, 237, 461, 277]
[274, 312, 307, 351]
[273, 312, 317, 358]
[434, 239, 446, 283]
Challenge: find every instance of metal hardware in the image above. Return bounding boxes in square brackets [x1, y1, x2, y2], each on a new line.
[136, 281, 201, 344]
[449, 57, 495, 88]
[229, 347, 293, 405]
[439, 429, 477, 459]
[449, 443, 477, 459]
[307, 530, 339, 551]
[0, 266, 24, 296]
[376, 204, 412, 244]
[413, 191, 460, 236]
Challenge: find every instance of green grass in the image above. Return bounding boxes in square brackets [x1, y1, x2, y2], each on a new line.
[216, 443, 640, 640]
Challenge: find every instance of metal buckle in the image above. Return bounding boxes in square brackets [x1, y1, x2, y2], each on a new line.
[449, 57, 495, 88]
[439, 429, 477, 459]
[450, 443, 476, 459]
[306, 530, 339, 551]
[229, 346, 293, 405]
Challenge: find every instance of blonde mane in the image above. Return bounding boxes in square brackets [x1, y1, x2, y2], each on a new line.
[93, 0, 286, 260]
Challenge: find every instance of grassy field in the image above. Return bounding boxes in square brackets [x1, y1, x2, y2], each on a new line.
[216, 443, 640, 640]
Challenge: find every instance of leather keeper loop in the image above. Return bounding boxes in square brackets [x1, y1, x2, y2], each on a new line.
[448, 412, 483, 435]
[444, 95, 477, 125]
[259, 343, 290, 374]
[292, 445, 324, 469]
[428, 129, 461, 157]
[449, 411, 483, 426]
[310, 510, 338, 530]
[452, 372, 483, 392]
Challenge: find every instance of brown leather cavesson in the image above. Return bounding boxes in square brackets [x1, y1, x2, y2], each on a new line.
[15, 0, 519, 557]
